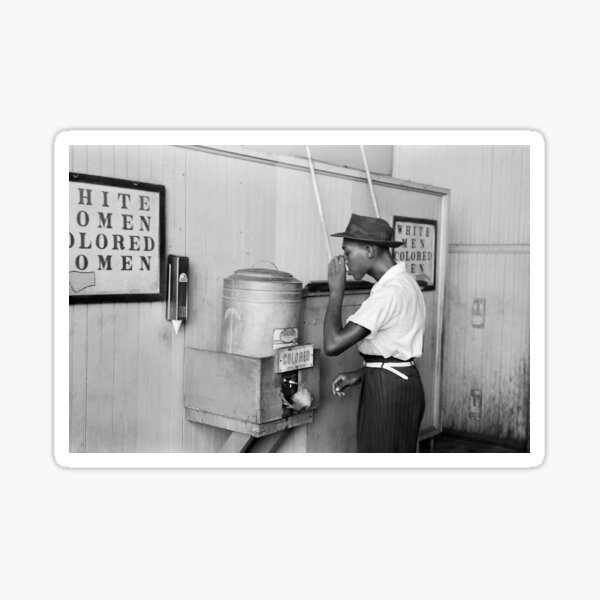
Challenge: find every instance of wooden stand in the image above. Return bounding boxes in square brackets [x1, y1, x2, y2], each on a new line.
[211, 429, 297, 453]
[184, 348, 320, 451]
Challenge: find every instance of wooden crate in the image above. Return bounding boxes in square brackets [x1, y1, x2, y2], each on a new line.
[184, 348, 320, 437]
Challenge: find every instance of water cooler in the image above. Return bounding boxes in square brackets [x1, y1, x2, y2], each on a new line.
[184, 267, 321, 448]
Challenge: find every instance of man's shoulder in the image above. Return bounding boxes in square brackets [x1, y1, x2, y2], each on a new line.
[380, 270, 415, 290]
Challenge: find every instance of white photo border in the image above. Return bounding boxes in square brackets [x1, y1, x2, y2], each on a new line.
[54, 129, 545, 469]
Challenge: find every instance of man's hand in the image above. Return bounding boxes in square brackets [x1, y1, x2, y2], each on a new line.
[328, 255, 347, 295]
[331, 369, 363, 397]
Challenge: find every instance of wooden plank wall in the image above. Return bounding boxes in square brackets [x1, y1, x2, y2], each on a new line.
[394, 146, 530, 448]
[69, 145, 446, 452]
[69, 146, 188, 452]
[242, 145, 394, 176]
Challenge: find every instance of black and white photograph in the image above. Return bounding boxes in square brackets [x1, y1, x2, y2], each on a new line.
[56, 132, 542, 467]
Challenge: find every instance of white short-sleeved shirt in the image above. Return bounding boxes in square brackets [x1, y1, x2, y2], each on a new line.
[346, 262, 426, 359]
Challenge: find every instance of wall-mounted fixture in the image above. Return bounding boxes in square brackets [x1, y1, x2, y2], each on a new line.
[166, 255, 189, 334]
[472, 298, 486, 328]
[469, 389, 482, 420]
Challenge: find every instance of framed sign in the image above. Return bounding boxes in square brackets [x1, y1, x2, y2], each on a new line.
[69, 173, 165, 303]
[393, 216, 437, 291]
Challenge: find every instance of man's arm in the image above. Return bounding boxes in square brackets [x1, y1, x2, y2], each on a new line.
[323, 256, 370, 356]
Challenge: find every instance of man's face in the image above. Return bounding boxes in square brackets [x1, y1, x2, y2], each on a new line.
[342, 239, 370, 280]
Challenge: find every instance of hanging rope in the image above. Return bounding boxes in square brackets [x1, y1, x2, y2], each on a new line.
[360, 145, 380, 218]
[306, 145, 333, 261]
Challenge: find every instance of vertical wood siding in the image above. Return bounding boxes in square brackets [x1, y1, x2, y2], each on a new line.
[70, 145, 187, 452]
[70, 146, 445, 452]
[394, 146, 530, 447]
[394, 146, 529, 245]
[443, 253, 529, 440]
[242, 145, 393, 176]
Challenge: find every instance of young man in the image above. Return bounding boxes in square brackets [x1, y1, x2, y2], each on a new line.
[323, 213, 426, 452]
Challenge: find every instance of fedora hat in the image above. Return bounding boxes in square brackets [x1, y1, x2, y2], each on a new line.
[331, 213, 405, 248]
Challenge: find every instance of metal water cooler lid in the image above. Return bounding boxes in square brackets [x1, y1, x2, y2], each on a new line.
[227, 268, 301, 284]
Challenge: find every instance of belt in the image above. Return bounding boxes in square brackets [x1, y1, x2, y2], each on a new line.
[364, 359, 415, 380]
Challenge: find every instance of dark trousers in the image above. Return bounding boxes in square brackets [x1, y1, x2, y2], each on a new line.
[357, 364, 425, 453]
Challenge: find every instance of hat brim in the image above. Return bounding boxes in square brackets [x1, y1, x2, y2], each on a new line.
[331, 232, 406, 248]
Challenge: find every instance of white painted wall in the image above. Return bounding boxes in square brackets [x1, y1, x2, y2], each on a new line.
[394, 146, 530, 448]
[243, 145, 393, 175]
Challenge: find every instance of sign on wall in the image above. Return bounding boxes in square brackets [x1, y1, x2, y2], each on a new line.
[393, 216, 437, 291]
[69, 173, 165, 303]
